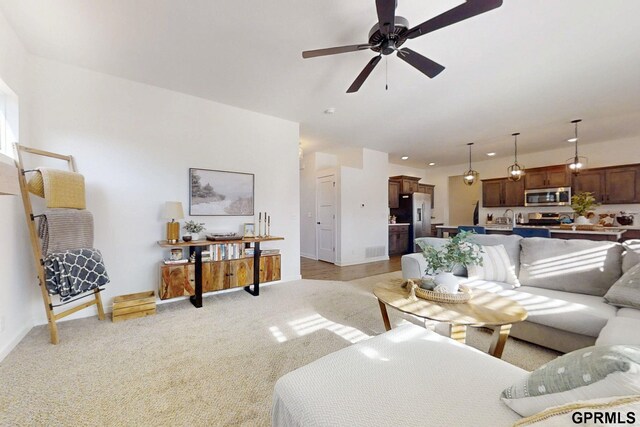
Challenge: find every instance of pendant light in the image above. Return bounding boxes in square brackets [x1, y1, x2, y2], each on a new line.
[507, 132, 525, 181]
[463, 143, 479, 186]
[566, 119, 587, 175]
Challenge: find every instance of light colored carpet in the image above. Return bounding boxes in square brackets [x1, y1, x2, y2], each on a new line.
[0, 272, 560, 426]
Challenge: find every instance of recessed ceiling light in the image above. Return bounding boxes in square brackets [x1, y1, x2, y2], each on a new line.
[401, 156, 409, 160]
[567, 137, 578, 143]
[324, 108, 336, 114]
[428, 162, 436, 166]
[486, 152, 496, 157]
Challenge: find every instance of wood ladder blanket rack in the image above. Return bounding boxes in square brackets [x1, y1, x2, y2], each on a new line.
[14, 143, 105, 344]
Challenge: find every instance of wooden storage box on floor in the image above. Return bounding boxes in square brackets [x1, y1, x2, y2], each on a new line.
[112, 291, 156, 322]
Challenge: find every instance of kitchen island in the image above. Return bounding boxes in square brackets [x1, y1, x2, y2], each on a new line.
[436, 225, 628, 242]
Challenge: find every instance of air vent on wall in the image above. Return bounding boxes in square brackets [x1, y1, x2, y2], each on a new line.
[366, 246, 386, 258]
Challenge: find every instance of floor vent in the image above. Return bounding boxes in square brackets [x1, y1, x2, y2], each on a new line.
[365, 246, 385, 258]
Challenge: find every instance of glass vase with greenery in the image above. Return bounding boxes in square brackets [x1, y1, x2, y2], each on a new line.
[417, 230, 483, 276]
[571, 192, 599, 223]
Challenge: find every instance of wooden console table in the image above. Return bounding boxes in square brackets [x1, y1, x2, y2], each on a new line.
[157, 236, 284, 308]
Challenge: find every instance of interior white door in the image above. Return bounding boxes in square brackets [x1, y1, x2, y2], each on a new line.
[316, 175, 336, 263]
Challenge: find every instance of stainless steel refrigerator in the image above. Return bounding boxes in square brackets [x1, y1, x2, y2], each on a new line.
[393, 193, 432, 252]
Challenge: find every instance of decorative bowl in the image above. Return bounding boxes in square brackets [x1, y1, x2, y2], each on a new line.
[617, 215, 634, 226]
[182, 235, 192, 242]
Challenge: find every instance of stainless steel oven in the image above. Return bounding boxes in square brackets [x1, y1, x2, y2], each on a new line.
[524, 187, 571, 207]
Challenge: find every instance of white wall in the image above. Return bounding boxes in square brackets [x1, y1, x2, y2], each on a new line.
[337, 149, 389, 266]
[24, 56, 301, 325]
[300, 148, 389, 265]
[0, 9, 38, 360]
[426, 137, 640, 225]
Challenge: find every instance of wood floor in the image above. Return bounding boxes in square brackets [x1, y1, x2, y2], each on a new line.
[300, 256, 402, 282]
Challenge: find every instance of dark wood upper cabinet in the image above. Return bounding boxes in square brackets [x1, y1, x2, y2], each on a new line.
[482, 178, 524, 208]
[388, 180, 400, 209]
[525, 165, 571, 189]
[571, 164, 640, 205]
[504, 179, 525, 207]
[389, 176, 435, 208]
[572, 169, 606, 204]
[604, 166, 640, 204]
[482, 179, 504, 207]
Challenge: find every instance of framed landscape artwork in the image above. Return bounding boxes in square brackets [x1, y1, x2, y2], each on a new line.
[189, 168, 254, 216]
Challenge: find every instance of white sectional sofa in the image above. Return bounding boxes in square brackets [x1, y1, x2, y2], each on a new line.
[401, 236, 640, 353]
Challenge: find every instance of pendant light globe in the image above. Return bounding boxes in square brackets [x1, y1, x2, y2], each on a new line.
[507, 132, 525, 182]
[462, 143, 479, 186]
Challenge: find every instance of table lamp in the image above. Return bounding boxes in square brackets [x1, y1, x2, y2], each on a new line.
[163, 201, 184, 243]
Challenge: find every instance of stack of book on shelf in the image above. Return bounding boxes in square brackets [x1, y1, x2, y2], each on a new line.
[211, 243, 244, 261]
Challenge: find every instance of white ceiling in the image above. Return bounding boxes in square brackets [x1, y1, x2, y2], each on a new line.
[2, 0, 640, 167]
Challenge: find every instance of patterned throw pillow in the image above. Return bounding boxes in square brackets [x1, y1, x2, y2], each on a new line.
[604, 261, 640, 309]
[467, 244, 520, 287]
[501, 345, 640, 417]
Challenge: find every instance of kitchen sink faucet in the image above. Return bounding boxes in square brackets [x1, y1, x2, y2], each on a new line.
[504, 209, 515, 225]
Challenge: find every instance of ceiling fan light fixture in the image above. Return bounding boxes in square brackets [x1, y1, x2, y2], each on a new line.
[462, 143, 479, 186]
[565, 119, 587, 176]
[507, 132, 525, 182]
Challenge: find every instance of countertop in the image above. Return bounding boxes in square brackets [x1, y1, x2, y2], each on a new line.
[436, 224, 627, 237]
[389, 223, 410, 226]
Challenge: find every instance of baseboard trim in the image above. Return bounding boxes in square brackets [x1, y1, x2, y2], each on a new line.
[300, 252, 317, 260]
[335, 256, 390, 267]
[0, 323, 33, 362]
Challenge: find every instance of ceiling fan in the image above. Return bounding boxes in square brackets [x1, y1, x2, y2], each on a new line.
[302, 0, 503, 93]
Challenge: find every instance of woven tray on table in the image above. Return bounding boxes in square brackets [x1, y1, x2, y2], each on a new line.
[405, 279, 472, 304]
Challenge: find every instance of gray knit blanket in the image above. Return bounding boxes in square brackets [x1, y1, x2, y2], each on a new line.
[38, 209, 94, 255]
[44, 249, 109, 302]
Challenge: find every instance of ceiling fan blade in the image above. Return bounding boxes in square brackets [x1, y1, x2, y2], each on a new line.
[376, 0, 396, 36]
[302, 44, 372, 59]
[347, 56, 382, 93]
[396, 48, 445, 78]
[404, 0, 503, 40]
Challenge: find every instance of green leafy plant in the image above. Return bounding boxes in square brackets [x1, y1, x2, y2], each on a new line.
[183, 220, 205, 234]
[417, 231, 483, 275]
[571, 192, 599, 217]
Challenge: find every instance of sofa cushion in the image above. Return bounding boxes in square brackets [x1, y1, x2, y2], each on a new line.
[501, 345, 640, 417]
[519, 238, 623, 296]
[617, 307, 640, 320]
[468, 244, 520, 287]
[464, 279, 514, 293]
[468, 234, 523, 276]
[622, 239, 640, 274]
[498, 286, 617, 338]
[414, 237, 467, 276]
[604, 261, 640, 309]
[596, 317, 640, 346]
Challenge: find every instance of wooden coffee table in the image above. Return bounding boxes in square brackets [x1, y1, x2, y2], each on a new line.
[374, 279, 528, 358]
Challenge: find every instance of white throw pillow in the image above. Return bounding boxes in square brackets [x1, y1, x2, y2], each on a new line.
[468, 244, 520, 287]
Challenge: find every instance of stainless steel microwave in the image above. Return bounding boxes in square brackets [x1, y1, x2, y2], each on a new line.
[524, 187, 572, 207]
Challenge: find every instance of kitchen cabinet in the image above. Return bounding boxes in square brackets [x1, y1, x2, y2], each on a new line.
[572, 169, 605, 203]
[389, 176, 435, 208]
[388, 180, 400, 208]
[524, 165, 571, 189]
[482, 178, 524, 207]
[389, 224, 410, 255]
[390, 175, 421, 194]
[605, 166, 640, 204]
[571, 164, 640, 204]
